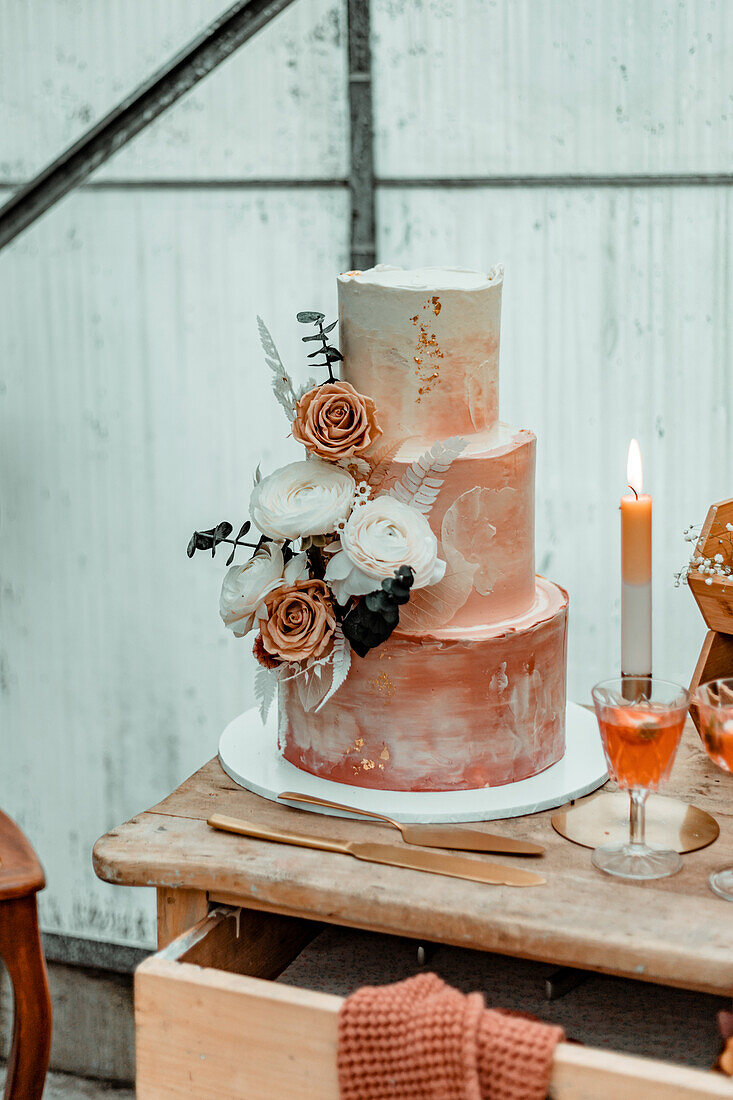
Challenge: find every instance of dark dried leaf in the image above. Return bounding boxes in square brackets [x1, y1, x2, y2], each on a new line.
[225, 521, 253, 566]
[323, 346, 344, 361]
[191, 530, 216, 551]
[212, 522, 233, 556]
[297, 311, 325, 323]
[341, 567, 415, 658]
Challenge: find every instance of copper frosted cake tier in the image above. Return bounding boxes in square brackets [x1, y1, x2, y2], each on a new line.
[279, 577, 568, 792]
[394, 424, 536, 629]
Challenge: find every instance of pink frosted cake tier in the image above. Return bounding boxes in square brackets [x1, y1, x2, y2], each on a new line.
[280, 577, 568, 792]
[393, 424, 536, 629]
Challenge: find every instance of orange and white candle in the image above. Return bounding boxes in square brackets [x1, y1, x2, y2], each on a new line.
[620, 439, 652, 676]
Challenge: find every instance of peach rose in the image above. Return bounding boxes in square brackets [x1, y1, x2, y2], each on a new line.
[292, 381, 382, 461]
[260, 579, 336, 664]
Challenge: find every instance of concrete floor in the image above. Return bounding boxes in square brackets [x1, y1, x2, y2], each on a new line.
[0, 1067, 133, 1098]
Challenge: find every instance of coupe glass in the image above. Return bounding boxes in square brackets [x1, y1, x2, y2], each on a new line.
[694, 678, 733, 901]
[591, 677, 690, 880]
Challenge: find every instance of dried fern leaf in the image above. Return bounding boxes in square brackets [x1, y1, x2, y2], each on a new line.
[366, 441, 402, 495]
[388, 436, 467, 516]
[315, 625, 352, 712]
[257, 316, 297, 420]
[254, 666, 277, 724]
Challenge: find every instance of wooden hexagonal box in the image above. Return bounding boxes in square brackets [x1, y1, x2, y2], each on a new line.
[688, 497, 733, 634]
[688, 497, 733, 734]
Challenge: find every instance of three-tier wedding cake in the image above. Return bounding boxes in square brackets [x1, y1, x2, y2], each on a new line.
[279, 265, 568, 791]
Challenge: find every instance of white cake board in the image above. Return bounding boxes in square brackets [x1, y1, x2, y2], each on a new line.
[218, 702, 608, 824]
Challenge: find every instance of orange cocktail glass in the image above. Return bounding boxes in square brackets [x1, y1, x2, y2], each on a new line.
[694, 677, 733, 900]
[591, 677, 690, 880]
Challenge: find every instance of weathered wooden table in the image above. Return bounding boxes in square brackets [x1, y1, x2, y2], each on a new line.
[94, 720, 733, 994]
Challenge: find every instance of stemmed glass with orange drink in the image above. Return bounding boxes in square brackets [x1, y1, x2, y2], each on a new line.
[591, 677, 690, 880]
[694, 678, 733, 901]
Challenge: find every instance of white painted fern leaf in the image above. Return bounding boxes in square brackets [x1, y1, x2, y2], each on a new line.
[315, 625, 352, 712]
[254, 666, 277, 724]
[388, 436, 467, 516]
[257, 316, 297, 420]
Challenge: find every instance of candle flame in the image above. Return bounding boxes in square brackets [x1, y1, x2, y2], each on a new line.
[627, 438, 643, 496]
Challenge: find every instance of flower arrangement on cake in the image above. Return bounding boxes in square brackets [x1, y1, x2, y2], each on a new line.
[188, 310, 465, 720]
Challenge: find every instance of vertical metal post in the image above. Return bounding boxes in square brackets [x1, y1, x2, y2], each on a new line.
[347, 0, 376, 270]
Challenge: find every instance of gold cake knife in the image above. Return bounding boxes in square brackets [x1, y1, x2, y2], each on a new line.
[208, 814, 545, 887]
[277, 791, 545, 856]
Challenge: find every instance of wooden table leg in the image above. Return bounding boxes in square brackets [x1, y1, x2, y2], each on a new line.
[156, 886, 209, 948]
[0, 894, 52, 1100]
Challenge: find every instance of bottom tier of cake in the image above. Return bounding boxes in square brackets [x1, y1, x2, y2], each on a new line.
[279, 577, 569, 792]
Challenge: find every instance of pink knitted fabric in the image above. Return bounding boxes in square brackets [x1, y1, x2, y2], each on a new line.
[337, 974, 564, 1100]
[476, 1008, 564, 1100]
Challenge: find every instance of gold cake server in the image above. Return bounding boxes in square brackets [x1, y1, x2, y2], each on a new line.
[208, 814, 545, 887]
[277, 791, 545, 856]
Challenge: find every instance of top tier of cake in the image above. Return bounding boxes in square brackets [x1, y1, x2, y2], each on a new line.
[338, 264, 503, 446]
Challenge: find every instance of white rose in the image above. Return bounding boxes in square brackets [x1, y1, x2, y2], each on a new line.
[250, 459, 355, 541]
[325, 496, 445, 605]
[219, 544, 284, 636]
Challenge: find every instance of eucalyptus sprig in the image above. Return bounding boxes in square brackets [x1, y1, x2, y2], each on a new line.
[297, 310, 343, 383]
[187, 520, 257, 567]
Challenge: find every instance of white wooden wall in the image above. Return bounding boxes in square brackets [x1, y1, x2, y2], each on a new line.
[1, 0, 731, 948]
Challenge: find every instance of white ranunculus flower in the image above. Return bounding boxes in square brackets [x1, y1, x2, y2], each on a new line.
[219, 543, 284, 637]
[250, 459, 355, 541]
[325, 496, 446, 606]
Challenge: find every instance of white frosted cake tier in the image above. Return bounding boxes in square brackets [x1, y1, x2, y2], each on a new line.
[280, 577, 568, 793]
[338, 264, 504, 444]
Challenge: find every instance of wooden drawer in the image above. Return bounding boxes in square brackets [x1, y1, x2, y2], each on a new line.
[135, 906, 733, 1099]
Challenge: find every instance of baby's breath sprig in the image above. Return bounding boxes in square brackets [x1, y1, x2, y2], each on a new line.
[676, 520, 733, 587]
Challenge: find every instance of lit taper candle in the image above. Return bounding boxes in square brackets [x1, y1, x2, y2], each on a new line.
[620, 439, 652, 676]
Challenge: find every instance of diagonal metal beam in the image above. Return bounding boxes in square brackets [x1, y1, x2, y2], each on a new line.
[0, 0, 298, 252]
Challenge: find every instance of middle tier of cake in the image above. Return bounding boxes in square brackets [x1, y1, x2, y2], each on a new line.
[279, 576, 568, 792]
[392, 423, 536, 631]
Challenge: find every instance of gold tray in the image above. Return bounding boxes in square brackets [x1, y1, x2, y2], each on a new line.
[552, 790, 719, 853]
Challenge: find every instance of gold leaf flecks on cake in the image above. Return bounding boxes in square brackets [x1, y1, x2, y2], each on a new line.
[409, 301, 444, 400]
[380, 745, 390, 761]
[369, 671, 396, 698]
